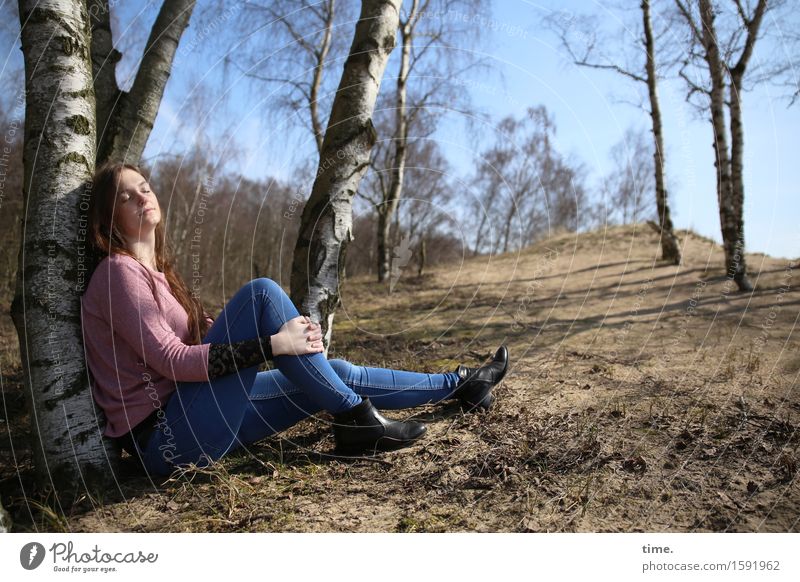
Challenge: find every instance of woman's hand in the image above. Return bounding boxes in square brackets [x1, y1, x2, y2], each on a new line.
[271, 315, 324, 356]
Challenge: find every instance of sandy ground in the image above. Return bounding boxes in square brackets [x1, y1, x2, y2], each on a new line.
[1, 224, 797, 532]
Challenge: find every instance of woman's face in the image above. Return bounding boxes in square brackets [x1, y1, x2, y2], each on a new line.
[112, 168, 162, 242]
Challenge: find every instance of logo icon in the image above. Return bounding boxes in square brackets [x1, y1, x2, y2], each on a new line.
[389, 234, 413, 293]
[20, 542, 46, 570]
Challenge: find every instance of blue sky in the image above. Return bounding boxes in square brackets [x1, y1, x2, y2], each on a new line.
[130, 0, 800, 259]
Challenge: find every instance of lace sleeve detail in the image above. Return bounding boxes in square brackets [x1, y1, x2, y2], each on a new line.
[207, 335, 273, 379]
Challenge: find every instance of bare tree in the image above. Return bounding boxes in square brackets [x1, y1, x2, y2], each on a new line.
[471, 106, 589, 255]
[674, 0, 771, 291]
[372, 0, 485, 282]
[0, 100, 24, 301]
[547, 0, 681, 264]
[358, 138, 462, 280]
[290, 0, 402, 352]
[398, 141, 456, 263]
[91, 0, 197, 165]
[603, 127, 657, 225]
[12, 0, 105, 498]
[234, 0, 358, 155]
[10, 0, 196, 497]
[374, 0, 423, 283]
[642, 0, 681, 263]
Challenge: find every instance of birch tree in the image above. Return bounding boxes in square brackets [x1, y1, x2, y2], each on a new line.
[91, 0, 197, 165]
[471, 106, 588, 255]
[11, 0, 105, 498]
[372, 0, 485, 282]
[235, 0, 357, 155]
[674, 0, 770, 291]
[547, 0, 682, 264]
[10, 0, 195, 498]
[603, 127, 656, 225]
[290, 0, 402, 351]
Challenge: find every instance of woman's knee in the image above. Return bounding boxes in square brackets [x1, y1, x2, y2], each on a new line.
[250, 277, 291, 306]
[327, 358, 352, 380]
[250, 277, 282, 295]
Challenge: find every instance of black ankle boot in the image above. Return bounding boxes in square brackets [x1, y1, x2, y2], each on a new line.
[452, 345, 509, 411]
[332, 397, 427, 455]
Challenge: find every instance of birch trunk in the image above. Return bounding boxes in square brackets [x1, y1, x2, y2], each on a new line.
[727, 72, 752, 291]
[502, 202, 515, 254]
[699, 0, 746, 291]
[11, 0, 110, 496]
[377, 209, 393, 283]
[87, 0, 121, 154]
[290, 0, 402, 350]
[310, 0, 336, 154]
[96, 0, 196, 165]
[726, 0, 765, 292]
[473, 186, 499, 256]
[377, 0, 417, 282]
[0, 498, 12, 532]
[642, 0, 680, 265]
[417, 236, 426, 277]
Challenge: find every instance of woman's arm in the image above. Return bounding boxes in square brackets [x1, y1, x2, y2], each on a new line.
[207, 335, 274, 379]
[94, 257, 324, 383]
[205, 316, 324, 379]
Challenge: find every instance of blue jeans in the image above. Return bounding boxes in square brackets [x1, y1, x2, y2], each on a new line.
[135, 278, 461, 476]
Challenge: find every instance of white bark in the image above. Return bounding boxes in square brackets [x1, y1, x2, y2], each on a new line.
[290, 0, 402, 351]
[377, 0, 418, 282]
[0, 499, 11, 532]
[642, 0, 680, 265]
[97, 0, 196, 165]
[88, 0, 121, 154]
[12, 0, 112, 494]
[675, 0, 767, 291]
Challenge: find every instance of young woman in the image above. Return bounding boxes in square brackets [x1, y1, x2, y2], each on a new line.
[81, 161, 509, 477]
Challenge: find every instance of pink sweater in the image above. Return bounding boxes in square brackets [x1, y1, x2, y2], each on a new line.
[81, 253, 212, 438]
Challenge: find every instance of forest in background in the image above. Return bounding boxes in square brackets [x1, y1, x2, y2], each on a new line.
[0, 0, 797, 533]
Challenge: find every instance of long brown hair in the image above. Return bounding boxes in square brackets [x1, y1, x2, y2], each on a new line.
[87, 160, 211, 345]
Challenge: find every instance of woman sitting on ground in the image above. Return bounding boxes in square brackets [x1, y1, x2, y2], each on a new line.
[80, 161, 509, 477]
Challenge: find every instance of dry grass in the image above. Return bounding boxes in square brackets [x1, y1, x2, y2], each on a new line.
[1, 224, 798, 532]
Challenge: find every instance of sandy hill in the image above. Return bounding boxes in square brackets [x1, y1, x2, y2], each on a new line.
[1, 224, 797, 532]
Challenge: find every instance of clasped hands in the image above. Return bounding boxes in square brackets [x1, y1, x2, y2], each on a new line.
[271, 315, 324, 356]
